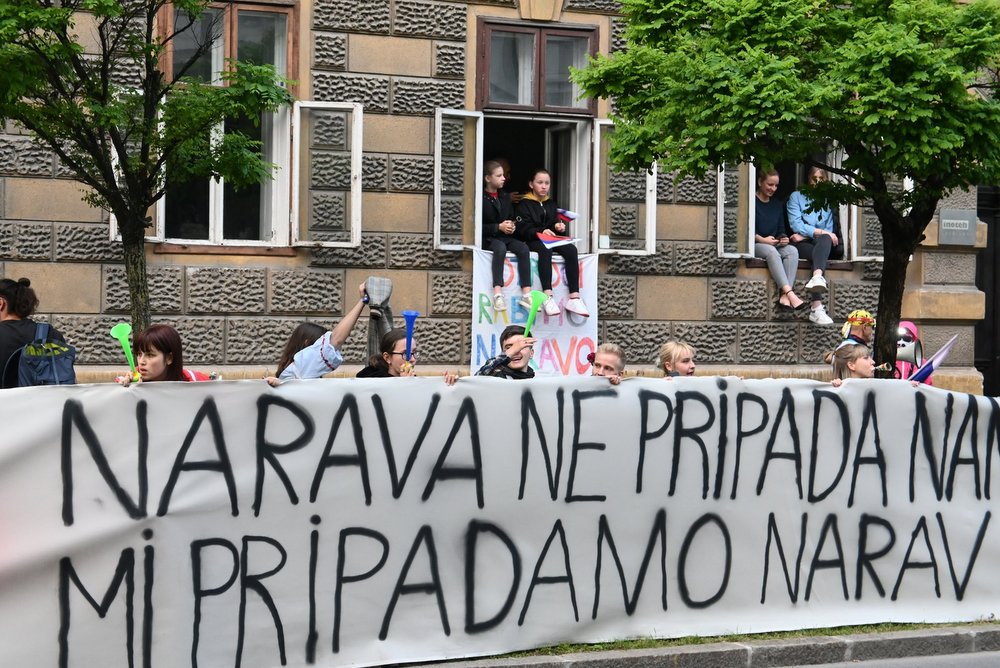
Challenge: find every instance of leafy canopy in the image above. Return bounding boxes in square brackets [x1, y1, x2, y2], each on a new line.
[574, 0, 1000, 215]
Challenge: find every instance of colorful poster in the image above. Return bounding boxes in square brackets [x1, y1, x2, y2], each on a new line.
[471, 248, 598, 376]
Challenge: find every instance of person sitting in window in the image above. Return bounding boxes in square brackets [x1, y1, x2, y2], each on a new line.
[788, 167, 843, 325]
[514, 168, 590, 317]
[753, 169, 808, 315]
[482, 160, 533, 313]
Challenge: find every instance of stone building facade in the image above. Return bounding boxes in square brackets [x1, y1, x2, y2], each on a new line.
[0, 0, 986, 391]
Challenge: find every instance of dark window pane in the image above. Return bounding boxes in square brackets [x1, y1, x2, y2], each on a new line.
[544, 34, 589, 108]
[223, 115, 264, 241]
[489, 31, 535, 106]
[164, 174, 210, 240]
[238, 11, 287, 72]
[171, 8, 221, 82]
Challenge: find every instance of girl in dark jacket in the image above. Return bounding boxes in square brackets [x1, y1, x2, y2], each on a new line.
[482, 160, 533, 313]
[514, 168, 589, 317]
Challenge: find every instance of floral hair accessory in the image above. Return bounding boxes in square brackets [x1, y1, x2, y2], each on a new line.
[586, 352, 596, 365]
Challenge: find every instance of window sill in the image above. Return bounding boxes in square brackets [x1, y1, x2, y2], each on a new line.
[151, 242, 298, 257]
[744, 259, 856, 271]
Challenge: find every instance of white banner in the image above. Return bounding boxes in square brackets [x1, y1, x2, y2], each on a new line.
[471, 248, 598, 376]
[1, 378, 998, 668]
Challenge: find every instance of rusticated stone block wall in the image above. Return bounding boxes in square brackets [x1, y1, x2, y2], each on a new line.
[0, 1, 986, 385]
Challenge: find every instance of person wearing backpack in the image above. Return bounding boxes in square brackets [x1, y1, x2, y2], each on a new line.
[0, 277, 71, 388]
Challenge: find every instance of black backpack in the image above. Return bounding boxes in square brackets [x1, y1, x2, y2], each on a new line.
[4, 322, 77, 387]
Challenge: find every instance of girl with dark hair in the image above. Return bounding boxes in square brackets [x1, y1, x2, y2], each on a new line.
[356, 328, 416, 378]
[116, 323, 209, 384]
[265, 283, 369, 386]
[0, 277, 67, 389]
[514, 168, 590, 317]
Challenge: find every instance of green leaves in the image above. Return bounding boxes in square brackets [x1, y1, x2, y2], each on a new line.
[574, 0, 1000, 201]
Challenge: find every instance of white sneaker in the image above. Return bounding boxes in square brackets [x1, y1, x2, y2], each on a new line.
[564, 297, 590, 317]
[805, 274, 828, 294]
[517, 293, 534, 310]
[809, 305, 833, 325]
[492, 293, 507, 311]
[542, 296, 561, 316]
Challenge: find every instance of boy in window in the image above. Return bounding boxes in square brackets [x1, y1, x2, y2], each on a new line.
[475, 325, 537, 379]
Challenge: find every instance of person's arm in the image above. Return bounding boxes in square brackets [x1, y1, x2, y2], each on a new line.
[475, 355, 511, 376]
[482, 194, 502, 237]
[786, 192, 817, 238]
[329, 283, 367, 349]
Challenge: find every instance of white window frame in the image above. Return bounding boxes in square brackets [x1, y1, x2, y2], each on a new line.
[717, 158, 876, 262]
[591, 119, 656, 256]
[433, 108, 483, 251]
[290, 100, 363, 248]
[148, 110, 290, 246]
[716, 162, 757, 259]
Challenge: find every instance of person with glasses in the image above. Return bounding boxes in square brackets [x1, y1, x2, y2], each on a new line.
[357, 328, 418, 378]
[788, 166, 843, 325]
[475, 325, 537, 379]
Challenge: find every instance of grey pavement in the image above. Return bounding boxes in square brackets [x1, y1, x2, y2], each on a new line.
[421, 625, 1000, 668]
[811, 650, 1000, 667]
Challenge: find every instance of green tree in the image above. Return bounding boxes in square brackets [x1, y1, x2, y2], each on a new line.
[0, 0, 293, 330]
[574, 0, 1000, 370]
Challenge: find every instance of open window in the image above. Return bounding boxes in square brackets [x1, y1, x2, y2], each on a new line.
[434, 108, 483, 251]
[145, 2, 294, 246]
[591, 120, 656, 255]
[716, 153, 871, 261]
[291, 101, 363, 248]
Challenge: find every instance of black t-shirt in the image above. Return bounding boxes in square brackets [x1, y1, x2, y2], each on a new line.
[0, 319, 66, 388]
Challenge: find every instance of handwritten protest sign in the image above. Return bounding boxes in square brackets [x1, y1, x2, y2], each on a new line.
[470, 249, 598, 376]
[0, 377, 997, 667]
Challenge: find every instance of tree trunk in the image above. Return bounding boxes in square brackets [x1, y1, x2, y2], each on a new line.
[119, 213, 151, 332]
[872, 200, 936, 378]
[874, 242, 910, 375]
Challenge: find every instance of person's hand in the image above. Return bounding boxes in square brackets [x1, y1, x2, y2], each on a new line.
[762, 235, 778, 246]
[831, 378, 843, 388]
[116, 374, 136, 386]
[554, 222, 566, 234]
[358, 282, 367, 301]
[501, 220, 516, 235]
[265, 376, 281, 387]
[508, 337, 537, 357]
[543, 228, 555, 236]
[400, 361, 416, 377]
[829, 232, 839, 246]
[443, 371, 459, 386]
[790, 233, 806, 243]
[607, 373, 621, 386]
[778, 235, 789, 246]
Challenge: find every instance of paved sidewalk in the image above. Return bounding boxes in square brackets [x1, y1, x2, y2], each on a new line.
[420, 626, 1000, 668]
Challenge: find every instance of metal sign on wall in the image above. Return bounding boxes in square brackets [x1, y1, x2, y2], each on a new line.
[938, 208, 978, 246]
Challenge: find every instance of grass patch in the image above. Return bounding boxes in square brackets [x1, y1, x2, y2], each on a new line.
[499, 620, 1000, 658]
